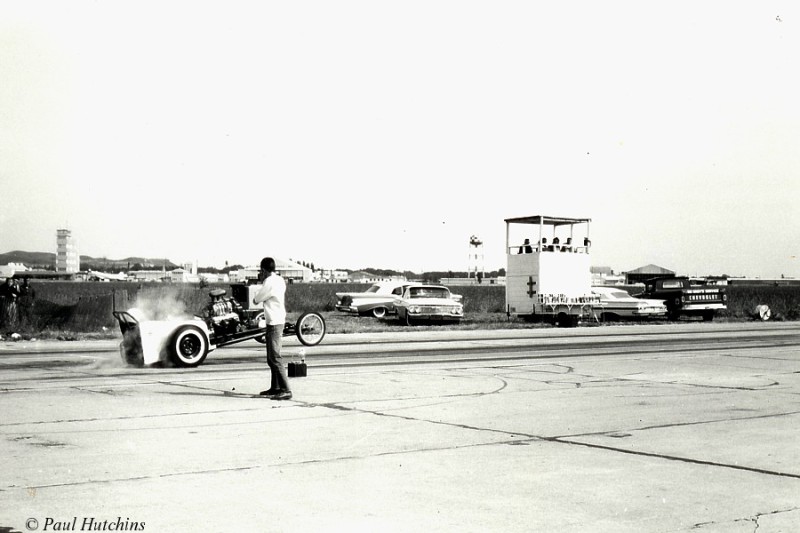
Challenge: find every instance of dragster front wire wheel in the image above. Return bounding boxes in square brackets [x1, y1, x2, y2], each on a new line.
[168, 325, 209, 367]
[296, 311, 326, 346]
[254, 312, 267, 344]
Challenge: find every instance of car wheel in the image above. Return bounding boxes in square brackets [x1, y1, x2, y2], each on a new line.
[296, 311, 326, 346]
[168, 325, 209, 367]
[667, 307, 681, 321]
[401, 310, 413, 326]
[371, 307, 387, 319]
[254, 312, 267, 343]
[555, 313, 578, 328]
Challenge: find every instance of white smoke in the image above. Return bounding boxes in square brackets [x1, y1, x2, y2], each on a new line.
[131, 292, 194, 321]
[113, 291, 201, 367]
[89, 349, 130, 369]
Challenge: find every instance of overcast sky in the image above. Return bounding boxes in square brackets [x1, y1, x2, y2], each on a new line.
[1, 1, 798, 277]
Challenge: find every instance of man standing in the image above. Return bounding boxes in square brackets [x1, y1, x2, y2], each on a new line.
[19, 277, 35, 327]
[0, 277, 21, 330]
[252, 257, 292, 400]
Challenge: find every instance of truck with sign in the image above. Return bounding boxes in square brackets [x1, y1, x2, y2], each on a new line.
[505, 215, 598, 327]
[635, 276, 727, 321]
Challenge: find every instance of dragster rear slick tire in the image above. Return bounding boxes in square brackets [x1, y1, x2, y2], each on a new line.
[168, 325, 209, 367]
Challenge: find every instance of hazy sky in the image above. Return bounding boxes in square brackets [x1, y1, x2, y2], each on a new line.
[1, 2, 798, 277]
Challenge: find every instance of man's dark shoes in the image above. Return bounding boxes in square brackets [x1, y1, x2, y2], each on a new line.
[259, 389, 280, 397]
[271, 390, 293, 401]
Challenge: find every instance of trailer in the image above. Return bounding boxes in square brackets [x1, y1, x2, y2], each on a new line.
[505, 215, 598, 327]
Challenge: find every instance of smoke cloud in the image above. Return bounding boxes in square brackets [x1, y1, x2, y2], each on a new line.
[131, 292, 193, 321]
[111, 291, 202, 367]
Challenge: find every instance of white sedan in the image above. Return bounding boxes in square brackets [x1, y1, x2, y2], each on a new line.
[591, 286, 667, 320]
[335, 281, 411, 318]
[394, 284, 464, 326]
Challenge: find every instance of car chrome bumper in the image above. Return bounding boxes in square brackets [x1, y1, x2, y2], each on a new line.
[683, 303, 726, 311]
[408, 314, 462, 320]
[631, 310, 668, 316]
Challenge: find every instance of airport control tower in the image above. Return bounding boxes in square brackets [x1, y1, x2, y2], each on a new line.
[56, 229, 80, 273]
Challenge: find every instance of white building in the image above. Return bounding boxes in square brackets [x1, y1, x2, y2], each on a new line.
[199, 272, 227, 283]
[169, 269, 193, 283]
[231, 259, 313, 284]
[0, 263, 28, 279]
[56, 229, 80, 273]
[130, 270, 168, 282]
[591, 266, 625, 286]
[315, 269, 350, 282]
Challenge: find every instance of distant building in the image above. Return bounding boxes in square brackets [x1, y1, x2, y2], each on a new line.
[198, 272, 226, 283]
[229, 267, 258, 284]
[315, 269, 349, 283]
[624, 264, 675, 284]
[56, 229, 80, 273]
[231, 259, 313, 284]
[169, 268, 192, 283]
[130, 270, 168, 282]
[440, 276, 505, 286]
[727, 277, 800, 286]
[591, 266, 625, 286]
[277, 259, 312, 282]
[0, 262, 28, 279]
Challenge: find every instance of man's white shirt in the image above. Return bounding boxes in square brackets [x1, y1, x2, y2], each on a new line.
[252, 274, 287, 325]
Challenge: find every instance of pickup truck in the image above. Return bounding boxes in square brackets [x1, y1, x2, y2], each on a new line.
[635, 277, 727, 321]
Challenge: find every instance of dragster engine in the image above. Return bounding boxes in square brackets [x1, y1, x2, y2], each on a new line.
[206, 289, 242, 336]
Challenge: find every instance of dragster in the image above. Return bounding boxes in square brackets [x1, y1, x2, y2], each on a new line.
[112, 284, 325, 368]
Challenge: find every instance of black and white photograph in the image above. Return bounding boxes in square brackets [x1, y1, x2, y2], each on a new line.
[1, 2, 799, 531]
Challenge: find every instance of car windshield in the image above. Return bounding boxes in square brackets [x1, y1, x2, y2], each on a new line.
[365, 285, 381, 293]
[609, 291, 630, 299]
[408, 287, 449, 299]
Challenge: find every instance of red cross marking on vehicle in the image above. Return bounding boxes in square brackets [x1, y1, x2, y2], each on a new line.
[527, 276, 537, 298]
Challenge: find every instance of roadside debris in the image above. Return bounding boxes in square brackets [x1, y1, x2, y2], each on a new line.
[752, 305, 772, 321]
[0, 332, 39, 342]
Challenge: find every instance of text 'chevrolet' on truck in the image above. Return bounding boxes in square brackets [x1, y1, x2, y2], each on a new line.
[635, 277, 727, 321]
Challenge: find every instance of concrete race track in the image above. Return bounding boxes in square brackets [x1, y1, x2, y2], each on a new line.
[1, 322, 799, 532]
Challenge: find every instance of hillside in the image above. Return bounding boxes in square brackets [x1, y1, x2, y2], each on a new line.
[0, 250, 178, 271]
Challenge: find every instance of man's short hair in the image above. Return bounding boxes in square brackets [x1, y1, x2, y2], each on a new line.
[260, 257, 276, 272]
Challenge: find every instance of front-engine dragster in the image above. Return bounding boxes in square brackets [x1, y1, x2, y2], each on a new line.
[113, 283, 326, 368]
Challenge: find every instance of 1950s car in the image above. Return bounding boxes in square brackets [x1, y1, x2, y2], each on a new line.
[591, 286, 667, 320]
[394, 284, 464, 326]
[335, 281, 411, 318]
